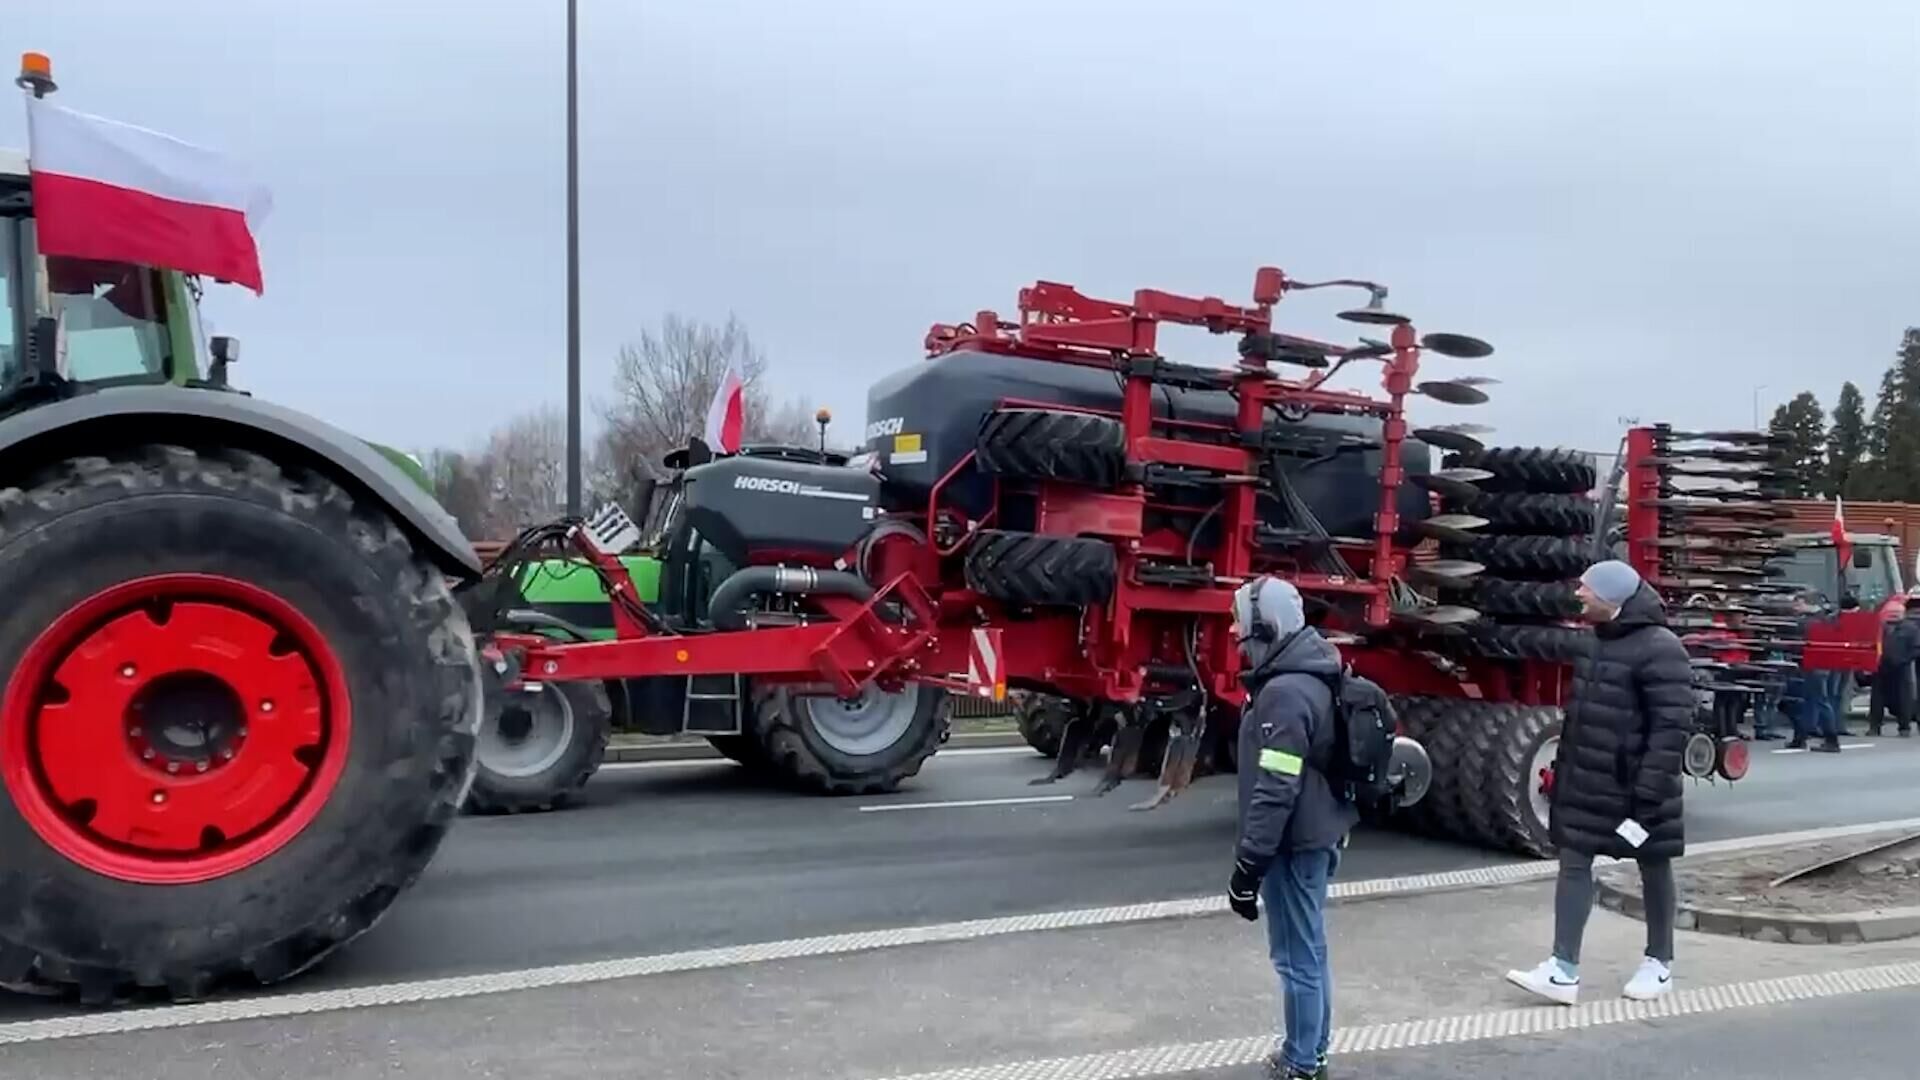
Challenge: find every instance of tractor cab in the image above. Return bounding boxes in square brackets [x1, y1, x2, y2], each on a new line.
[1, 152, 238, 408]
[1778, 531, 1903, 675]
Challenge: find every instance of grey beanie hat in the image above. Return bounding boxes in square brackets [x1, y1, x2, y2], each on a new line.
[1580, 559, 1642, 607]
[1232, 576, 1307, 641]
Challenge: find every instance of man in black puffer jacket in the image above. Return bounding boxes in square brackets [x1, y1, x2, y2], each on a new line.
[1505, 560, 1694, 1007]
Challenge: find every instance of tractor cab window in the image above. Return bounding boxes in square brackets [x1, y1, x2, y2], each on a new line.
[0, 218, 17, 385]
[1780, 543, 1901, 610]
[41, 256, 172, 382]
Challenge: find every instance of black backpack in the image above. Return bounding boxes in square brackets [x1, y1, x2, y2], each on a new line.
[1310, 667, 1400, 808]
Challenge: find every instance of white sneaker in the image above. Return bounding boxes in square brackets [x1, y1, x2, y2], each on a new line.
[1622, 956, 1673, 1001]
[1504, 958, 1580, 1006]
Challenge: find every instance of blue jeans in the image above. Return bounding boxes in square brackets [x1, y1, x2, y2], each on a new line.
[1261, 846, 1339, 1072]
[1795, 671, 1845, 739]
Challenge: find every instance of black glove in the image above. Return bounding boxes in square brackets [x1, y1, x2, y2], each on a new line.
[1228, 859, 1261, 922]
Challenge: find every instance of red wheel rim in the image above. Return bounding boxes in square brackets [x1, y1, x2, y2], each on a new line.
[1, 574, 351, 884]
[1717, 737, 1751, 781]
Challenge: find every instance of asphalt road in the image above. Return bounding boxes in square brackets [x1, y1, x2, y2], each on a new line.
[1, 734, 1915, 1022]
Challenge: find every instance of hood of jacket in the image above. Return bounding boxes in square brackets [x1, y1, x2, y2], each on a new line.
[1597, 581, 1668, 640]
[1241, 625, 1343, 687]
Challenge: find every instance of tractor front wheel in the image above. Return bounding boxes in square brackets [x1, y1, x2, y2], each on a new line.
[0, 447, 479, 1003]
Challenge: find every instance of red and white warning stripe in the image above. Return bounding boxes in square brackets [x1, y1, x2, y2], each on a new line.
[966, 628, 1005, 699]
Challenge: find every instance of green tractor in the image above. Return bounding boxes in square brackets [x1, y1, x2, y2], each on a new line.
[464, 441, 948, 812]
[0, 61, 483, 1002]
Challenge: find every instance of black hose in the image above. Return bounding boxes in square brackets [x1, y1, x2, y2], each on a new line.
[708, 566, 875, 630]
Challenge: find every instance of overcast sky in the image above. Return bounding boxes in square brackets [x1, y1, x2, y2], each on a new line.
[7, 2, 1917, 458]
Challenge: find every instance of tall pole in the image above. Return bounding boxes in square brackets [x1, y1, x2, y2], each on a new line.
[564, 0, 583, 516]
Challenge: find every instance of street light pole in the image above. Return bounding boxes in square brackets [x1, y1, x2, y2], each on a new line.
[564, 0, 583, 517]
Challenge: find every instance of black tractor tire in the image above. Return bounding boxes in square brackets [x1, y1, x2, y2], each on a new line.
[0, 446, 479, 1003]
[1390, 697, 1477, 844]
[1458, 493, 1596, 537]
[1474, 579, 1582, 620]
[1015, 693, 1071, 758]
[466, 679, 612, 814]
[1446, 447, 1597, 495]
[1446, 536, 1592, 581]
[1468, 703, 1562, 858]
[751, 681, 948, 795]
[976, 409, 1126, 489]
[965, 530, 1118, 607]
[1461, 622, 1594, 663]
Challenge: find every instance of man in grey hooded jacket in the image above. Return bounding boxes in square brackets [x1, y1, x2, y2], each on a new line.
[1225, 576, 1360, 1080]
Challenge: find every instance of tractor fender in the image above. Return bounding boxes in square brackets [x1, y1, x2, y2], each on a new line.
[0, 385, 481, 578]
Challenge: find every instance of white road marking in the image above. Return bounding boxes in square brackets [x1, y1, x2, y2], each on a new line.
[858, 795, 1074, 813]
[1773, 743, 1875, 755]
[598, 744, 1033, 773]
[857, 961, 1920, 1080]
[3, 815, 1916, 1046]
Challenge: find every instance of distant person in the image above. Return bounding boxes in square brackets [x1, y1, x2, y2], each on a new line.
[1225, 576, 1359, 1080]
[1865, 595, 1919, 737]
[1506, 560, 1693, 1005]
[1790, 593, 1845, 754]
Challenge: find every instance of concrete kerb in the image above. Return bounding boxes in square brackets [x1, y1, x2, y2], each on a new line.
[1595, 858, 1920, 947]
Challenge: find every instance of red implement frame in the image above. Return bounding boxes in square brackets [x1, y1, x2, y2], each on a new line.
[497, 268, 1505, 721]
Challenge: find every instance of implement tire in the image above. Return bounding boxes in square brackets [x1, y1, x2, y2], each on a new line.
[1446, 536, 1592, 581]
[965, 530, 1117, 607]
[976, 409, 1125, 489]
[1016, 694, 1070, 759]
[707, 734, 774, 773]
[466, 680, 611, 814]
[0, 446, 479, 1003]
[1478, 704, 1563, 857]
[1459, 493, 1596, 537]
[752, 682, 947, 795]
[1461, 622, 1594, 662]
[1474, 579, 1582, 620]
[1391, 697, 1476, 844]
[1446, 447, 1596, 495]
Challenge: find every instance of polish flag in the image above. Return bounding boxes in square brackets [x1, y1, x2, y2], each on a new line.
[1831, 496, 1851, 571]
[25, 96, 271, 293]
[703, 360, 746, 454]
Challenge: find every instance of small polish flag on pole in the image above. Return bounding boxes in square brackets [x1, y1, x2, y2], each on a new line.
[703, 359, 746, 455]
[24, 90, 271, 293]
[1831, 496, 1851, 574]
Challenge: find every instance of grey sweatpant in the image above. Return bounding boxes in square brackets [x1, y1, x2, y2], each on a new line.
[1552, 847, 1676, 965]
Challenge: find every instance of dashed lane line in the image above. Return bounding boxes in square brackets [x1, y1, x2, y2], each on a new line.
[855, 961, 1920, 1080]
[2, 816, 1916, 1046]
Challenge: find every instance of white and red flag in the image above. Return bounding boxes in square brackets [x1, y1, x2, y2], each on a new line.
[25, 95, 271, 292]
[703, 359, 746, 454]
[1831, 496, 1851, 571]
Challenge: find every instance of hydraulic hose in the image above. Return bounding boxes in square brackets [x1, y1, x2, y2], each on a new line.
[708, 566, 876, 630]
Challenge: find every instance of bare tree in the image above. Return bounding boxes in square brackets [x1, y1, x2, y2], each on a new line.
[598, 313, 819, 483]
[418, 405, 568, 540]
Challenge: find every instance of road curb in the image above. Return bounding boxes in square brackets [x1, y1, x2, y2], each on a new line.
[1596, 871, 1920, 946]
[602, 730, 1026, 764]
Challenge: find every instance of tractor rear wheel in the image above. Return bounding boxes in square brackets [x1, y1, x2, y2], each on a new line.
[0, 446, 478, 1003]
[976, 409, 1126, 489]
[466, 679, 611, 813]
[964, 531, 1118, 607]
[751, 681, 947, 795]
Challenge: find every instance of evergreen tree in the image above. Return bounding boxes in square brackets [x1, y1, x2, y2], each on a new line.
[1858, 330, 1920, 501]
[1767, 392, 1826, 497]
[1828, 381, 1867, 498]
